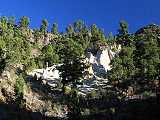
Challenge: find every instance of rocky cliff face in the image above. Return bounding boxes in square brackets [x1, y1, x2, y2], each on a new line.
[27, 47, 116, 96]
[29, 47, 115, 80]
[0, 65, 68, 119]
[86, 48, 114, 77]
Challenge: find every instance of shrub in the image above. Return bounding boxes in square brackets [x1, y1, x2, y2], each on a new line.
[14, 74, 27, 108]
[64, 86, 72, 95]
[15, 74, 26, 98]
[87, 90, 97, 98]
[26, 59, 38, 72]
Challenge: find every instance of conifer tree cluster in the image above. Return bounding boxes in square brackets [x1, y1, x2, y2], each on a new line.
[0, 16, 159, 94]
[0, 17, 106, 89]
[108, 22, 160, 94]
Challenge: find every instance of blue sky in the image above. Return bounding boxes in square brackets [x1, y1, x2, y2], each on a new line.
[0, 0, 160, 35]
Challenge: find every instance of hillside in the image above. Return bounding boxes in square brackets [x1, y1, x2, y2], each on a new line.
[0, 17, 160, 120]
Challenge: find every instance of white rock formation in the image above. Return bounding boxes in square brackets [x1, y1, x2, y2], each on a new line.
[28, 47, 116, 94]
[28, 69, 43, 78]
[43, 65, 60, 80]
[29, 48, 115, 79]
[86, 48, 114, 78]
[96, 48, 113, 71]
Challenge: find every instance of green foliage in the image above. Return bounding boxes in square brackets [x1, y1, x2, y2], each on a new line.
[63, 86, 72, 94]
[108, 22, 135, 89]
[0, 17, 10, 37]
[108, 22, 160, 95]
[40, 19, 48, 34]
[25, 58, 38, 71]
[90, 24, 107, 54]
[0, 37, 6, 49]
[91, 24, 99, 36]
[0, 16, 159, 120]
[51, 23, 58, 34]
[107, 32, 116, 46]
[118, 20, 129, 35]
[41, 44, 60, 66]
[14, 74, 27, 108]
[15, 74, 26, 97]
[74, 20, 84, 32]
[0, 16, 8, 32]
[87, 90, 97, 98]
[0, 16, 159, 99]
[33, 29, 42, 43]
[67, 88, 82, 119]
[116, 21, 134, 46]
[58, 38, 88, 90]
[5, 36, 31, 64]
[134, 31, 160, 82]
[66, 24, 74, 34]
[0, 49, 6, 74]
[19, 16, 30, 28]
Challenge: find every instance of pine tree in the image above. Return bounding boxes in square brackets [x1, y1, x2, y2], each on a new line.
[74, 20, 84, 32]
[118, 20, 128, 35]
[40, 19, 48, 34]
[41, 44, 59, 67]
[117, 20, 134, 46]
[66, 24, 74, 37]
[108, 21, 135, 90]
[51, 23, 58, 35]
[57, 38, 88, 91]
[0, 16, 8, 34]
[19, 16, 30, 28]
[90, 24, 107, 54]
[134, 32, 160, 83]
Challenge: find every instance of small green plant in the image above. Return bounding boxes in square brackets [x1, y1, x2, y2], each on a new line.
[143, 91, 152, 98]
[64, 86, 72, 95]
[70, 88, 79, 96]
[14, 74, 27, 107]
[15, 74, 26, 98]
[87, 90, 97, 98]
[26, 59, 38, 72]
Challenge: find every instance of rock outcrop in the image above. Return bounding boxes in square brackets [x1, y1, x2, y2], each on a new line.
[86, 48, 114, 77]
[28, 47, 116, 95]
[29, 48, 114, 80]
[0, 65, 68, 119]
